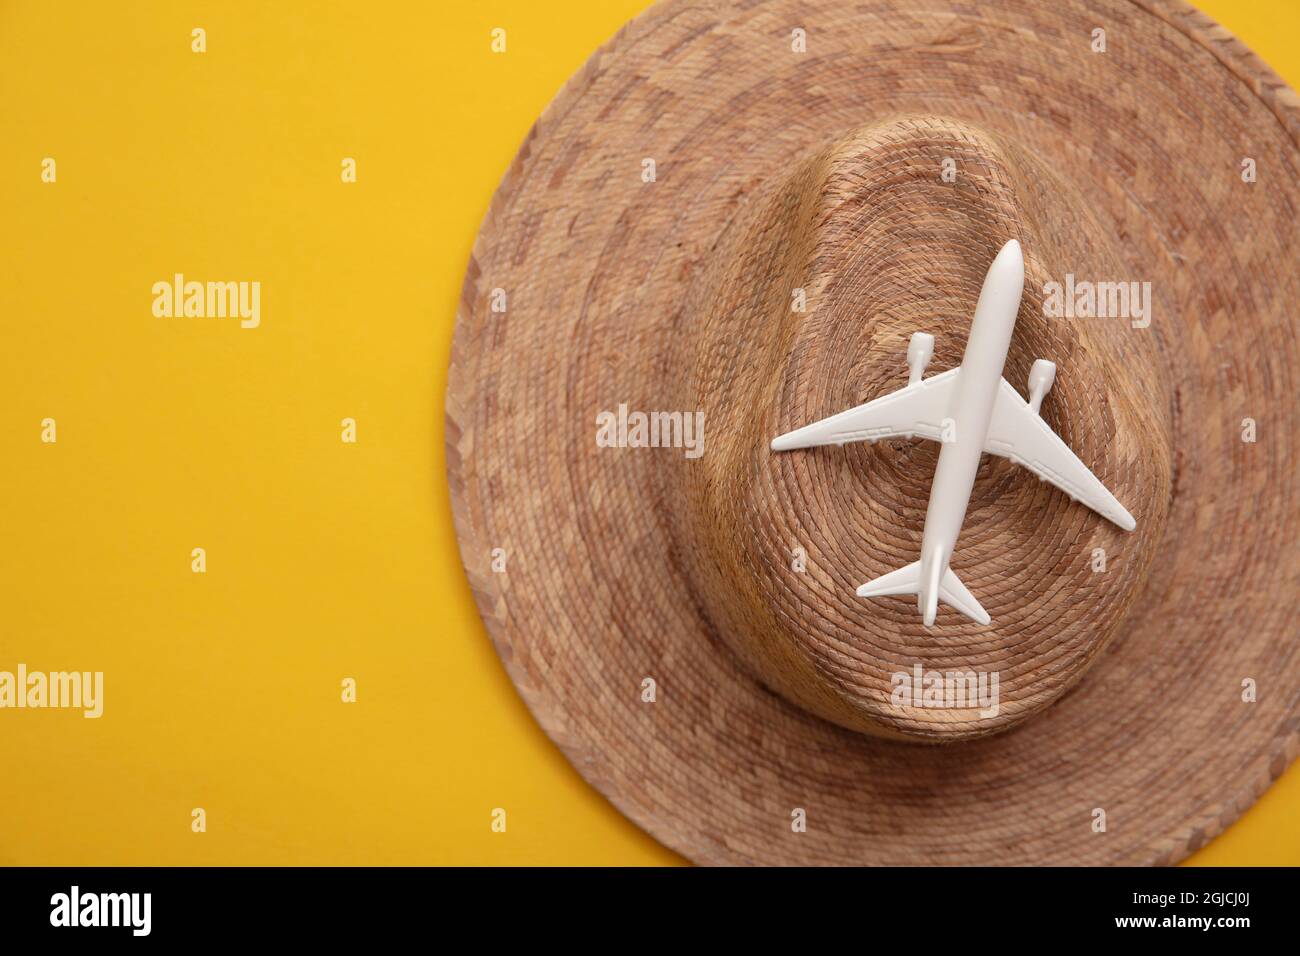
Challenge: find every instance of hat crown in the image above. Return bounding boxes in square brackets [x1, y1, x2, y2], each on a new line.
[668, 116, 1170, 741]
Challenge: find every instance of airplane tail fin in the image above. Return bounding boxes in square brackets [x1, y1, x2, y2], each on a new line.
[856, 560, 990, 627]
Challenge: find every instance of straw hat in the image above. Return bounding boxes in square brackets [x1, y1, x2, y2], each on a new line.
[447, 0, 1300, 865]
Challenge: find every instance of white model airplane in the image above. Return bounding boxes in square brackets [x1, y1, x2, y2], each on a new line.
[770, 239, 1135, 627]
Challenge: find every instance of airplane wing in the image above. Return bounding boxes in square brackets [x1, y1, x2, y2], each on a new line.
[770, 368, 959, 451]
[983, 378, 1136, 531]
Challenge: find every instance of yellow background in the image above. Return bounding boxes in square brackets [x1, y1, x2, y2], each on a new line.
[0, 0, 1295, 866]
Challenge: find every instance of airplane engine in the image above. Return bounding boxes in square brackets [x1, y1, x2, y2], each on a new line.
[1027, 359, 1057, 414]
[907, 332, 934, 385]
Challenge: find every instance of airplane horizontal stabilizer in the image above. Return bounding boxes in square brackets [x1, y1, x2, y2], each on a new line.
[938, 568, 990, 625]
[856, 562, 990, 626]
[855, 561, 922, 598]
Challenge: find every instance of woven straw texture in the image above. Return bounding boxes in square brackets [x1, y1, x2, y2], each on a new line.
[448, 0, 1300, 865]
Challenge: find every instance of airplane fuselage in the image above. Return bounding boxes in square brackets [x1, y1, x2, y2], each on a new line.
[916, 241, 1024, 622]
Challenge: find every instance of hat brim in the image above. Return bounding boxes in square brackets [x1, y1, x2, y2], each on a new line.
[448, 0, 1300, 865]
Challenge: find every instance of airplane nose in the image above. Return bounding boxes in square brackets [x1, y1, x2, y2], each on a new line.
[996, 238, 1023, 271]
[988, 238, 1025, 290]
